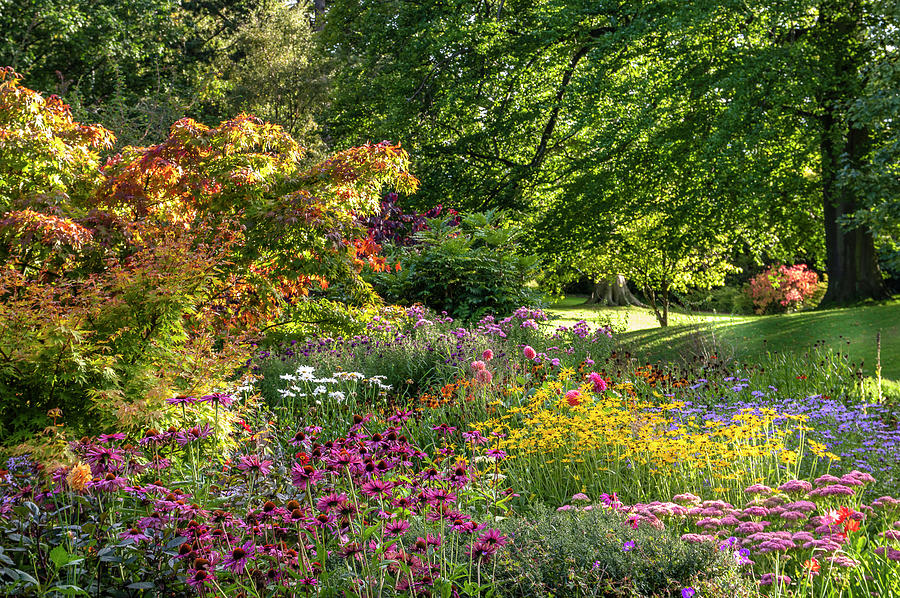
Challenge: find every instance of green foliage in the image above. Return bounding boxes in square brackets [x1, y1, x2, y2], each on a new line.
[676, 286, 756, 316]
[0, 228, 249, 444]
[208, 0, 329, 146]
[0, 78, 418, 443]
[368, 212, 543, 321]
[493, 505, 752, 598]
[0, 68, 115, 211]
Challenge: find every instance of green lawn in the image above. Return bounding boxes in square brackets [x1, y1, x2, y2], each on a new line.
[546, 295, 900, 380]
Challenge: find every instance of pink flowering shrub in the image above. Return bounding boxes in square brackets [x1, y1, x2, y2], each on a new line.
[746, 264, 820, 314]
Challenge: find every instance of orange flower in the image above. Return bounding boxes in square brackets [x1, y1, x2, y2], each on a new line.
[843, 519, 861, 534]
[803, 558, 820, 574]
[66, 462, 92, 492]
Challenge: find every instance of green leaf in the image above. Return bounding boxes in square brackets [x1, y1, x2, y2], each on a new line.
[49, 546, 81, 568]
[49, 584, 89, 596]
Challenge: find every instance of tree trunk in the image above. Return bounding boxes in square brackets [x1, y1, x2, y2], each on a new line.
[642, 284, 669, 327]
[817, 1, 887, 305]
[586, 274, 646, 307]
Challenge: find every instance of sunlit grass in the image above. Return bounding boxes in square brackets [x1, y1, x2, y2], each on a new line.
[546, 295, 900, 381]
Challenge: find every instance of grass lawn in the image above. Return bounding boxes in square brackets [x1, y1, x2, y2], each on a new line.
[546, 295, 900, 381]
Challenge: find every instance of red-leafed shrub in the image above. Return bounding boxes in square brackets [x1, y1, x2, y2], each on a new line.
[746, 264, 820, 314]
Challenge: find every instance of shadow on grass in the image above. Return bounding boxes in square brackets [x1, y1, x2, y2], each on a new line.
[615, 301, 899, 379]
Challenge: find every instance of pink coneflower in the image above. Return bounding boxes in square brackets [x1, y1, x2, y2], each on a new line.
[316, 492, 348, 512]
[340, 542, 364, 559]
[485, 449, 507, 460]
[468, 541, 497, 562]
[523, 345, 536, 360]
[84, 445, 125, 472]
[462, 430, 488, 445]
[361, 479, 393, 499]
[431, 424, 457, 436]
[166, 394, 197, 406]
[385, 519, 410, 537]
[424, 488, 456, 507]
[185, 568, 216, 588]
[120, 528, 150, 542]
[199, 392, 236, 407]
[237, 454, 272, 476]
[97, 433, 126, 444]
[175, 424, 214, 446]
[91, 473, 127, 492]
[478, 528, 508, 547]
[291, 463, 322, 489]
[223, 541, 255, 574]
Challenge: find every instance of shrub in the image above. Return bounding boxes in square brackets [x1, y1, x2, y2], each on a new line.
[493, 504, 753, 598]
[358, 191, 458, 246]
[746, 264, 820, 314]
[367, 211, 543, 321]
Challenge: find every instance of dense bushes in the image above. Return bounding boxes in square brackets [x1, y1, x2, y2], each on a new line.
[0, 71, 417, 444]
[747, 264, 820, 314]
[367, 212, 543, 321]
[494, 505, 753, 598]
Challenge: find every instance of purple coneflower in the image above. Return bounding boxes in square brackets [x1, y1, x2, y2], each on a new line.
[237, 454, 273, 476]
[223, 541, 255, 574]
[120, 528, 150, 542]
[385, 519, 410, 537]
[166, 395, 197, 406]
[361, 479, 393, 499]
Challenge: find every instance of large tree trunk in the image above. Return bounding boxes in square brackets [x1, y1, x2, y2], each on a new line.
[586, 274, 646, 307]
[817, 2, 887, 305]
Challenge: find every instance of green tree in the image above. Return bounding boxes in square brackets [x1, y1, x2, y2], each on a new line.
[323, 0, 897, 303]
